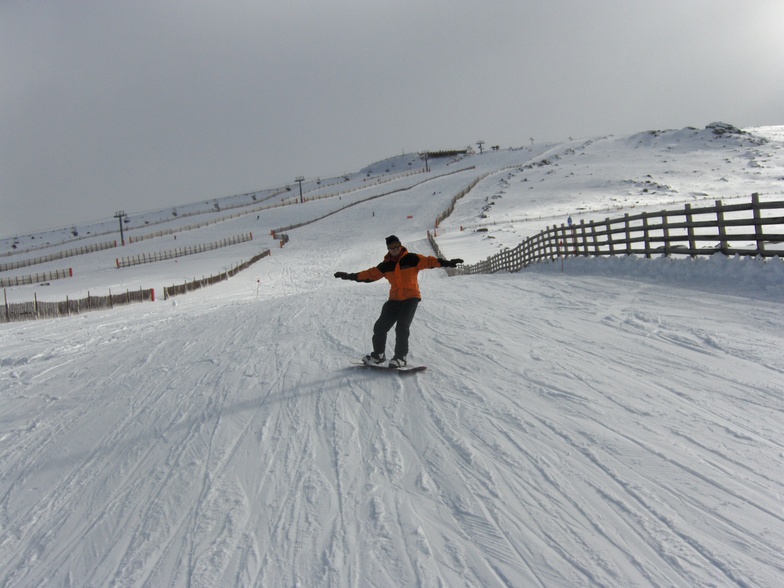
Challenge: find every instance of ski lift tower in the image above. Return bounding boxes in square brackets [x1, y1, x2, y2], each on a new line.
[114, 210, 127, 245]
[420, 151, 430, 173]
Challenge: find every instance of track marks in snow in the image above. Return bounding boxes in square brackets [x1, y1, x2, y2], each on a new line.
[410, 275, 784, 585]
[2, 257, 784, 585]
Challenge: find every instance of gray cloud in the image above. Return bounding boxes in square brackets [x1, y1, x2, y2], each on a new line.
[2, 0, 783, 235]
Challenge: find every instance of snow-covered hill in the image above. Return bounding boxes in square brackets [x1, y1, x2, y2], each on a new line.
[1, 125, 783, 586]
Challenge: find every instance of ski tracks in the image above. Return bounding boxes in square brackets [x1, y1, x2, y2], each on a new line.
[409, 275, 784, 586]
[2, 261, 784, 586]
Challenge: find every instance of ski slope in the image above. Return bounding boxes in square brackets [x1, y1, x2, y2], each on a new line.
[2, 125, 784, 586]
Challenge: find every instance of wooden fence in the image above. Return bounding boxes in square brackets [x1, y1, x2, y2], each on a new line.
[453, 194, 784, 275]
[431, 162, 534, 235]
[163, 249, 271, 299]
[0, 268, 73, 288]
[2, 287, 155, 323]
[433, 174, 489, 231]
[0, 241, 116, 272]
[1, 247, 272, 321]
[116, 233, 253, 268]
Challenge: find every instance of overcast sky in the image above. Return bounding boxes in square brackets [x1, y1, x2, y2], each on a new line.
[2, 0, 783, 237]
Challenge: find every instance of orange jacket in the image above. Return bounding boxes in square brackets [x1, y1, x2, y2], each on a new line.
[356, 247, 445, 300]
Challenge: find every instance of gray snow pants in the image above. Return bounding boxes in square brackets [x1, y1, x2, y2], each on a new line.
[372, 298, 420, 359]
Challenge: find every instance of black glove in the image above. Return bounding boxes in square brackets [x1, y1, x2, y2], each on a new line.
[334, 272, 357, 280]
[438, 258, 464, 268]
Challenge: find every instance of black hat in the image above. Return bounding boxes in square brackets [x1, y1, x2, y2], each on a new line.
[385, 235, 401, 247]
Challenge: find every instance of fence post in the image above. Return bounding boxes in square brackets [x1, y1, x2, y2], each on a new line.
[662, 212, 670, 256]
[751, 193, 765, 256]
[3, 288, 8, 322]
[624, 213, 632, 255]
[578, 220, 587, 256]
[642, 213, 651, 258]
[605, 218, 614, 256]
[715, 199, 729, 254]
[589, 220, 599, 255]
[685, 203, 697, 257]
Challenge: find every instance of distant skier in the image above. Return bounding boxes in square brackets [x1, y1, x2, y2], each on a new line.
[334, 235, 463, 368]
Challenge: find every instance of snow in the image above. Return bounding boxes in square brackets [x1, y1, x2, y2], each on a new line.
[1, 125, 784, 586]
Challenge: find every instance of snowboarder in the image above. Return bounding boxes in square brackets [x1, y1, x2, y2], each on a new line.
[334, 235, 463, 368]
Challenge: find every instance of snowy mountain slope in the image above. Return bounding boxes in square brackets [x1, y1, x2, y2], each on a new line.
[1, 125, 784, 586]
[436, 124, 784, 263]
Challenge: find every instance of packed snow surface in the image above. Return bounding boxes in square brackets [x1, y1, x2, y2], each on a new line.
[1, 125, 784, 586]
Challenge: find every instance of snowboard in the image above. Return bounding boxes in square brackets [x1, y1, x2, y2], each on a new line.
[351, 361, 427, 374]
